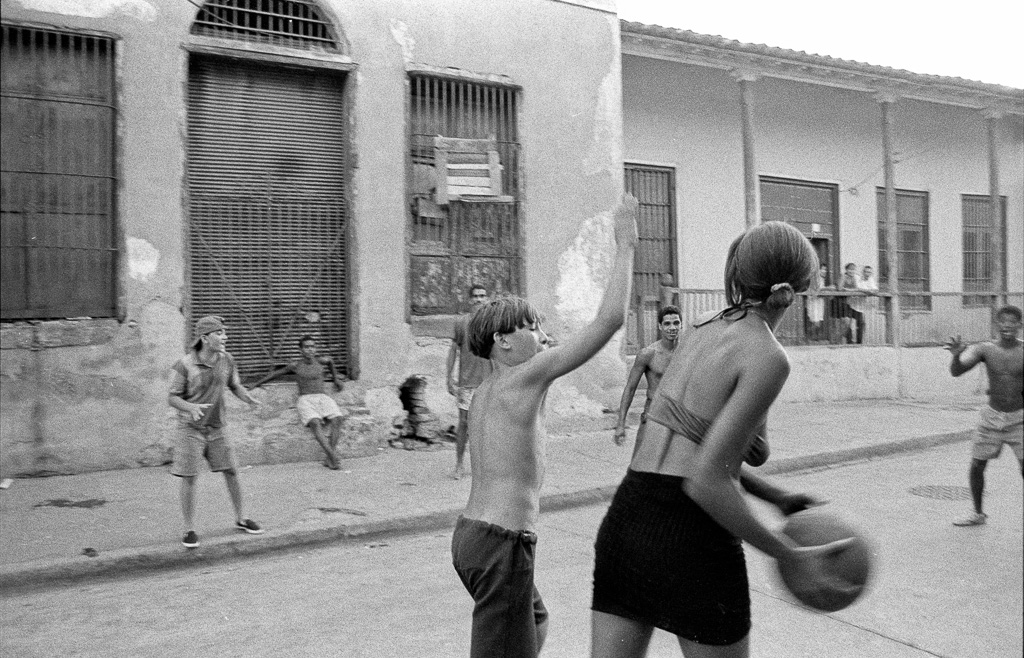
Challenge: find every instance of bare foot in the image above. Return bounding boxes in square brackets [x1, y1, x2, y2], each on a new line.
[449, 465, 465, 480]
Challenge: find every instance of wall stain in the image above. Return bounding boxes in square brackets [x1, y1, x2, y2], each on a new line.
[34, 498, 107, 509]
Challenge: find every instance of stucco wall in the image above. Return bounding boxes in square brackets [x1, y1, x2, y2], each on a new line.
[780, 345, 986, 402]
[1, 0, 200, 477]
[0, 0, 626, 476]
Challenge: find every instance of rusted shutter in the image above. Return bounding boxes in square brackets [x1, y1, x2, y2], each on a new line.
[187, 56, 349, 381]
[0, 26, 117, 319]
[624, 164, 676, 352]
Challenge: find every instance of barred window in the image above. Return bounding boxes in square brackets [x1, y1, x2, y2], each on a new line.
[877, 189, 930, 310]
[407, 74, 522, 315]
[962, 194, 1007, 307]
[190, 0, 339, 52]
[1, 25, 117, 320]
[625, 164, 676, 353]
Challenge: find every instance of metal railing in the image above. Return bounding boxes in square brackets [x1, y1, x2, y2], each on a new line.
[649, 289, 1023, 348]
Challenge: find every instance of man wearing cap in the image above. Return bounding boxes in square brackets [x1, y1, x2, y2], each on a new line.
[168, 315, 264, 549]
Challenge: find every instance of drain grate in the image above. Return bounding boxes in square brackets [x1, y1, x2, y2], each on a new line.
[909, 485, 972, 500]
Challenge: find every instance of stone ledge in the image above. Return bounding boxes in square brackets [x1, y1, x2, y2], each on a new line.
[0, 319, 120, 350]
[410, 314, 457, 338]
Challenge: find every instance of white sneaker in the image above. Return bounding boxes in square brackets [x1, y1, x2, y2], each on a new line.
[953, 512, 987, 527]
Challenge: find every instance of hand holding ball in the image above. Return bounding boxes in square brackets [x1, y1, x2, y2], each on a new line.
[776, 508, 873, 612]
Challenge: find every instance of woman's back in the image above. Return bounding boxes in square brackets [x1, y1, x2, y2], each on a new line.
[631, 309, 787, 478]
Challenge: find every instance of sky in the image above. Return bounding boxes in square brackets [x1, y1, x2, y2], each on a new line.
[616, 1, 1024, 89]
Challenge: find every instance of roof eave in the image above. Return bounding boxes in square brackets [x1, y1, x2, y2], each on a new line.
[621, 22, 1024, 116]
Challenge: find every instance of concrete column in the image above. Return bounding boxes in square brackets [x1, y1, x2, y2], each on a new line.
[734, 71, 759, 228]
[876, 92, 901, 347]
[984, 109, 1004, 307]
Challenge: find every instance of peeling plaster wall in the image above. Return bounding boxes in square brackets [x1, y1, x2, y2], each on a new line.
[331, 0, 626, 413]
[0, 0, 625, 475]
[0, 0, 197, 477]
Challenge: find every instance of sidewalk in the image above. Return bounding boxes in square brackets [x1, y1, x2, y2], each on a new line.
[0, 397, 982, 591]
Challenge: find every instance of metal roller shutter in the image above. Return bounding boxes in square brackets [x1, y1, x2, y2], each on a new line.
[186, 55, 349, 381]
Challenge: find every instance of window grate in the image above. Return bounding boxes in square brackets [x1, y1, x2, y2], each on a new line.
[408, 74, 522, 315]
[1, 24, 118, 320]
[961, 194, 1007, 307]
[190, 0, 339, 52]
[877, 188, 930, 311]
[625, 164, 676, 353]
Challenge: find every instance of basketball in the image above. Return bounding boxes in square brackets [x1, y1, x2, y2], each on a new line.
[776, 508, 873, 612]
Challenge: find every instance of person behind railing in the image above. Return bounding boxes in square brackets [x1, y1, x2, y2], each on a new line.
[859, 265, 878, 296]
[805, 263, 828, 342]
[858, 265, 880, 322]
[837, 263, 867, 344]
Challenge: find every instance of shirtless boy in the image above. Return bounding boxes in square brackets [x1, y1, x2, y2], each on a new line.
[451, 195, 638, 658]
[253, 335, 346, 470]
[945, 304, 1024, 526]
[613, 305, 681, 452]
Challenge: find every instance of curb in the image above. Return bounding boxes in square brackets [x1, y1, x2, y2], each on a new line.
[0, 430, 971, 592]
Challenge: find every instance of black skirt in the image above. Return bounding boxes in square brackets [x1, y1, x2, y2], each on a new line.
[592, 469, 751, 646]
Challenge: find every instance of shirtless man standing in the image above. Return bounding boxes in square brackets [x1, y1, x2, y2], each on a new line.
[613, 305, 681, 452]
[447, 283, 492, 479]
[945, 304, 1024, 527]
[450, 195, 637, 658]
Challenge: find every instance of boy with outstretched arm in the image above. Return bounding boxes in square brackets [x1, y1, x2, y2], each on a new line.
[451, 195, 638, 658]
[253, 335, 346, 470]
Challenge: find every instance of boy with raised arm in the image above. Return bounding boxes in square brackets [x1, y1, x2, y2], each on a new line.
[252, 335, 346, 470]
[451, 195, 638, 658]
[945, 304, 1023, 526]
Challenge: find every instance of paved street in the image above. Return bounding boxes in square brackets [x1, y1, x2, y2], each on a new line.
[1, 441, 1020, 657]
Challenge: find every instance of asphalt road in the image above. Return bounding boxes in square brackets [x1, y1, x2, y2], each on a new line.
[0, 442, 1020, 657]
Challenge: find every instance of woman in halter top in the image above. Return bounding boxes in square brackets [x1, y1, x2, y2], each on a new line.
[591, 221, 855, 658]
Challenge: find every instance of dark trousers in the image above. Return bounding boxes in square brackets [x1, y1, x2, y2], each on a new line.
[838, 303, 865, 344]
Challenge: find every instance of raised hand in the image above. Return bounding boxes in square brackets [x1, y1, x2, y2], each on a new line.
[943, 335, 966, 356]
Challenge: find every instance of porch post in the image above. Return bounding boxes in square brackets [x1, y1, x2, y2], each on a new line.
[877, 92, 901, 347]
[985, 109, 1004, 307]
[735, 71, 759, 229]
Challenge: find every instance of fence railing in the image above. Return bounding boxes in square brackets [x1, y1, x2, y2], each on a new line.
[644, 289, 1023, 348]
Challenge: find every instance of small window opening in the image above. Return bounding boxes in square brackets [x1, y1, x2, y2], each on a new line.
[190, 0, 339, 52]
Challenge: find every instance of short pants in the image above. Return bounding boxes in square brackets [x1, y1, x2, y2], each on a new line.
[171, 425, 238, 477]
[296, 393, 342, 427]
[456, 386, 476, 412]
[451, 516, 549, 658]
[972, 406, 1024, 461]
[592, 469, 751, 646]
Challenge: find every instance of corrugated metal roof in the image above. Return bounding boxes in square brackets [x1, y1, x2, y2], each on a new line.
[621, 20, 1024, 114]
